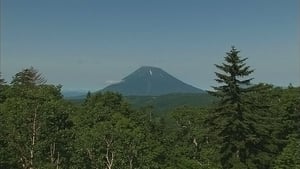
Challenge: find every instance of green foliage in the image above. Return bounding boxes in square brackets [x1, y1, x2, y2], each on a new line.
[0, 73, 18, 169]
[208, 47, 275, 169]
[272, 88, 300, 169]
[0, 67, 73, 169]
[10, 67, 46, 86]
[274, 137, 300, 169]
[72, 92, 164, 168]
[1, 55, 299, 168]
[168, 106, 221, 169]
[126, 93, 216, 116]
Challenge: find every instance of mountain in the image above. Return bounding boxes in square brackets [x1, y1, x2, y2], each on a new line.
[102, 66, 204, 96]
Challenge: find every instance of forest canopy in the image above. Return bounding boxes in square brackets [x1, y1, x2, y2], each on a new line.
[0, 48, 299, 169]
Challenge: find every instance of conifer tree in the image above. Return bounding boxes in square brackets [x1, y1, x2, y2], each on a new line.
[208, 47, 273, 169]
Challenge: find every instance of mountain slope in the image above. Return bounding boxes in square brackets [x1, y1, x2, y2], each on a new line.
[102, 66, 204, 96]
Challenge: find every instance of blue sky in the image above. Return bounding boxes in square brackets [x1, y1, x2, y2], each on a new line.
[1, 0, 299, 91]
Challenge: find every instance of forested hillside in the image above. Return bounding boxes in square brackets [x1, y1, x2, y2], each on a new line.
[0, 48, 299, 169]
[125, 93, 216, 116]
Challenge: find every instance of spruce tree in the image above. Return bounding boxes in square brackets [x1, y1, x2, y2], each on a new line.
[208, 47, 273, 169]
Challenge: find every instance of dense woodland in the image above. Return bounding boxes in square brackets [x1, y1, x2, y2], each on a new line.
[0, 47, 299, 169]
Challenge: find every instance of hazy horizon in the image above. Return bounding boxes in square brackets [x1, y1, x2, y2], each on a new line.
[1, 0, 300, 91]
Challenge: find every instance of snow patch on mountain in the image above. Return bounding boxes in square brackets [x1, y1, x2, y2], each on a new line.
[105, 80, 124, 85]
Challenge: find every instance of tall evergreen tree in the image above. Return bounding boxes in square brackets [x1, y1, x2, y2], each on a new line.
[208, 47, 273, 169]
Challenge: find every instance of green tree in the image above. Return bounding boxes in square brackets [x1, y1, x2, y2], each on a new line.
[259, 86, 300, 158]
[11, 67, 46, 86]
[208, 47, 274, 169]
[133, 108, 167, 169]
[280, 87, 300, 139]
[73, 92, 140, 168]
[0, 74, 18, 168]
[274, 137, 300, 169]
[2, 67, 74, 169]
[170, 106, 220, 169]
[72, 91, 168, 169]
[272, 87, 300, 168]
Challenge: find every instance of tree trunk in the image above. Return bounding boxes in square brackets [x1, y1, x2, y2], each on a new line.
[129, 158, 133, 169]
[50, 143, 60, 169]
[29, 108, 38, 169]
[56, 152, 60, 169]
[105, 137, 114, 169]
[86, 148, 98, 169]
[50, 143, 56, 164]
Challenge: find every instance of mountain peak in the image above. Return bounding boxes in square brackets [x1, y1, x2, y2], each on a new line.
[103, 66, 204, 96]
[134, 66, 165, 74]
[139, 65, 160, 69]
[123, 66, 167, 81]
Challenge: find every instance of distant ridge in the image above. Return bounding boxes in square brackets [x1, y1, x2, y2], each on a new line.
[102, 66, 204, 96]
